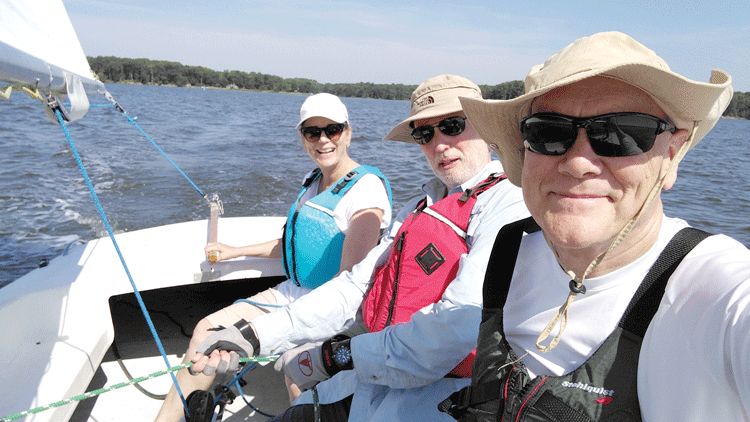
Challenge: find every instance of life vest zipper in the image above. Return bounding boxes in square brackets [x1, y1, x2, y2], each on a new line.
[514, 377, 547, 422]
[384, 231, 406, 327]
[289, 211, 301, 286]
[281, 222, 291, 279]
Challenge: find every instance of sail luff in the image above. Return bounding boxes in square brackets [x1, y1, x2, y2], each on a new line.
[0, 39, 105, 95]
[0, 0, 106, 121]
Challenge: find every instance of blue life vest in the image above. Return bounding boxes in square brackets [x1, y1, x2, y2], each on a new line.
[282, 165, 392, 289]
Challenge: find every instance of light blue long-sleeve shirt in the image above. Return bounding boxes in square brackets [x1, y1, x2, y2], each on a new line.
[252, 160, 530, 421]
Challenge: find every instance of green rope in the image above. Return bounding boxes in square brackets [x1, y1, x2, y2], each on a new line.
[0, 356, 278, 422]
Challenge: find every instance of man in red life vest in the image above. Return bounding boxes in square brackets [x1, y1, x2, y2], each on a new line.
[190, 75, 530, 421]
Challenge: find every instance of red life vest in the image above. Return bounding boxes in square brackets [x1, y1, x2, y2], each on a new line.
[361, 174, 506, 378]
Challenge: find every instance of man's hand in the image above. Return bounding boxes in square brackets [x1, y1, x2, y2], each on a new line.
[274, 342, 331, 390]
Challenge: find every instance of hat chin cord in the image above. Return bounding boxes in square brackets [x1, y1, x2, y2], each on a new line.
[535, 136, 692, 353]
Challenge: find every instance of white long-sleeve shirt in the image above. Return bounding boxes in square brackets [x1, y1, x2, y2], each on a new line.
[251, 160, 530, 421]
[504, 217, 750, 421]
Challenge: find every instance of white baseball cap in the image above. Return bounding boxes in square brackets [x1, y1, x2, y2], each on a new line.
[296, 93, 349, 129]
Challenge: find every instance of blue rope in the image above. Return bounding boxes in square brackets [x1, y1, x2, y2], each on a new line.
[54, 108, 192, 417]
[213, 361, 278, 418]
[234, 366, 277, 418]
[233, 298, 284, 308]
[119, 110, 207, 198]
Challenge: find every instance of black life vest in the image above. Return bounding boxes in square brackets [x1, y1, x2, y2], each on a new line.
[439, 217, 710, 421]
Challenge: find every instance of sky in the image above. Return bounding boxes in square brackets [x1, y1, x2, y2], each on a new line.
[65, 0, 749, 92]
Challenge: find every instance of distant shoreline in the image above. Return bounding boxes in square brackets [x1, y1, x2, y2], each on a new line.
[114, 80, 305, 95]
[108, 82, 749, 120]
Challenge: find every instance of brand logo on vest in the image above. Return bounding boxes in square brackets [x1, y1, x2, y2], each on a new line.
[560, 381, 615, 402]
[596, 396, 614, 405]
[297, 351, 313, 376]
[415, 243, 445, 275]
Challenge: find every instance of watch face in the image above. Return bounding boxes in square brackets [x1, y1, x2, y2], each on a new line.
[334, 345, 351, 366]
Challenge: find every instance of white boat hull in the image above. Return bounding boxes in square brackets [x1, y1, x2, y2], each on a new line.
[0, 216, 291, 422]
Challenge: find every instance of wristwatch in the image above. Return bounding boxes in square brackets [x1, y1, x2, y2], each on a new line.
[332, 338, 353, 369]
[322, 335, 354, 375]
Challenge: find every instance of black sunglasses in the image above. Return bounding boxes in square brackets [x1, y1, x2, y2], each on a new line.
[300, 123, 347, 142]
[520, 112, 677, 157]
[410, 116, 466, 145]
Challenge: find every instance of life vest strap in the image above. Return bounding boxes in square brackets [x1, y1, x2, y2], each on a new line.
[332, 170, 358, 194]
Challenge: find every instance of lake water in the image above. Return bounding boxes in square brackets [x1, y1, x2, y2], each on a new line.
[1, 83, 749, 286]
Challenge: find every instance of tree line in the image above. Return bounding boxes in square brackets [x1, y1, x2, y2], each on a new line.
[88, 56, 748, 118]
[88, 56, 521, 101]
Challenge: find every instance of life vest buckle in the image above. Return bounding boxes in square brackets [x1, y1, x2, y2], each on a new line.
[332, 170, 358, 193]
[437, 385, 472, 419]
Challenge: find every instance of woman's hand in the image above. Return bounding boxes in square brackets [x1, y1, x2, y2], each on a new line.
[204, 242, 237, 263]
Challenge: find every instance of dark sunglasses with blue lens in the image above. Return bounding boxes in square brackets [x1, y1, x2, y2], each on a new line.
[410, 116, 466, 145]
[520, 112, 677, 157]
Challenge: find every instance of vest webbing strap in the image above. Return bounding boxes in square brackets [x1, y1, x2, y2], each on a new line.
[482, 217, 540, 310]
[619, 227, 710, 337]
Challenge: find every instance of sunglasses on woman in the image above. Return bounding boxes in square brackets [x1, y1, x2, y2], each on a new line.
[520, 112, 677, 157]
[410, 116, 466, 145]
[300, 123, 347, 142]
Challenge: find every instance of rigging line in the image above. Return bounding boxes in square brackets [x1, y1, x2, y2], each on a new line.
[214, 360, 278, 419]
[112, 340, 167, 400]
[119, 109, 207, 199]
[234, 366, 278, 418]
[51, 106, 191, 417]
[233, 298, 284, 308]
[0, 357, 278, 422]
[63, 99, 208, 200]
[123, 111, 208, 199]
[101, 94, 208, 200]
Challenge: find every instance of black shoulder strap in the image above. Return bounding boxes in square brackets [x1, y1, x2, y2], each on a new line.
[303, 168, 322, 188]
[459, 172, 507, 203]
[412, 196, 429, 219]
[619, 227, 711, 337]
[482, 217, 540, 309]
[439, 218, 539, 421]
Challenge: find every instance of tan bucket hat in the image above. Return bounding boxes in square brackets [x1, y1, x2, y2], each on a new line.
[384, 74, 483, 143]
[459, 31, 733, 186]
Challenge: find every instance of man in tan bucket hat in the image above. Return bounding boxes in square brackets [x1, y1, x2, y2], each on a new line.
[188, 74, 529, 421]
[439, 32, 749, 421]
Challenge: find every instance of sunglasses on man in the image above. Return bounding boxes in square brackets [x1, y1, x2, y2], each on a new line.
[300, 123, 347, 142]
[410, 116, 466, 145]
[520, 112, 677, 157]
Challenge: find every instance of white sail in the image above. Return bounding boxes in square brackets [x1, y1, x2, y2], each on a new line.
[0, 0, 106, 120]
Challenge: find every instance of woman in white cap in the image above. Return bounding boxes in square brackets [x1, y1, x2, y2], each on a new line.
[440, 32, 748, 422]
[155, 93, 392, 422]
